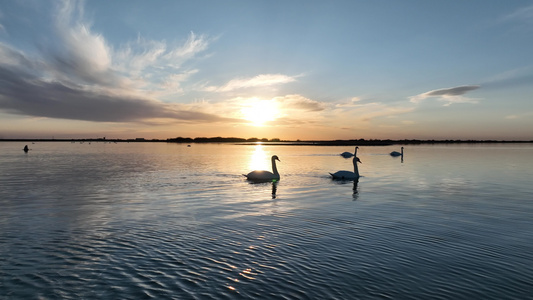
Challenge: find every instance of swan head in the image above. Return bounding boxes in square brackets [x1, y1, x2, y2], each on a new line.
[272, 155, 280, 161]
[354, 157, 362, 163]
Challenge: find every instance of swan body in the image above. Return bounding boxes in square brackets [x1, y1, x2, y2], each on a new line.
[390, 147, 404, 157]
[243, 155, 281, 182]
[330, 156, 361, 180]
[340, 152, 353, 158]
[340, 146, 358, 158]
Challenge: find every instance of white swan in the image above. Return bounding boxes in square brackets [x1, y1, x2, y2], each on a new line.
[340, 146, 358, 158]
[390, 147, 404, 157]
[330, 155, 361, 180]
[243, 155, 281, 182]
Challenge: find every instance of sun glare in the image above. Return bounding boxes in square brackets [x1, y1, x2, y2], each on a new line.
[241, 99, 279, 126]
[249, 144, 268, 171]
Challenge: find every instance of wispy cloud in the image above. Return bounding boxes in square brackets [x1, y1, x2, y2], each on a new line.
[409, 85, 480, 106]
[115, 32, 210, 80]
[204, 74, 298, 92]
[48, 0, 117, 86]
[480, 66, 533, 90]
[0, 0, 226, 124]
[331, 98, 414, 125]
[501, 4, 533, 25]
[334, 97, 362, 108]
[505, 111, 533, 120]
[274, 94, 325, 112]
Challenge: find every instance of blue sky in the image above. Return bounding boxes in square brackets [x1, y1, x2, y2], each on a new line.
[0, 0, 532, 140]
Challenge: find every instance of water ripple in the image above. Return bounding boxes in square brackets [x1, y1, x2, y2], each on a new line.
[2, 143, 533, 299]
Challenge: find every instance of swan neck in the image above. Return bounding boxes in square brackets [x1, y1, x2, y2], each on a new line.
[353, 158, 360, 177]
[271, 157, 279, 175]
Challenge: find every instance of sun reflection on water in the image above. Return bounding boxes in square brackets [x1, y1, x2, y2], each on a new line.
[248, 144, 269, 171]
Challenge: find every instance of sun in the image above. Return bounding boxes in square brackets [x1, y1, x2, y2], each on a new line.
[241, 98, 279, 126]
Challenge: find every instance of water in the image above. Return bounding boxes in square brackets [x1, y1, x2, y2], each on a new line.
[1, 142, 532, 299]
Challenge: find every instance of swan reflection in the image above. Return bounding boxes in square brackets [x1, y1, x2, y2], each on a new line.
[272, 181, 278, 199]
[352, 179, 359, 200]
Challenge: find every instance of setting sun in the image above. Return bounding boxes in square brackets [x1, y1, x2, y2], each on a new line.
[241, 98, 279, 126]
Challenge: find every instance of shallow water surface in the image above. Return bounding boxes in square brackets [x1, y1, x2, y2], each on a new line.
[1, 142, 532, 299]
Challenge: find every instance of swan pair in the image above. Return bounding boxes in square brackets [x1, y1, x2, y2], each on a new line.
[331, 147, 361, 181]
[244, 150, 362, 183]
[342, 146, 404, 158]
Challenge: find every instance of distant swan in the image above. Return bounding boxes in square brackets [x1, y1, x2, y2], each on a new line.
[243, 155, 281, 182]
[340, 146, 358, 158]
[330, 155, 361, 180]
[390, 147, 404, 157]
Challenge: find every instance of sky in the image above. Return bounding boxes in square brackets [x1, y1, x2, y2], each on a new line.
[0, 0, 532, 141]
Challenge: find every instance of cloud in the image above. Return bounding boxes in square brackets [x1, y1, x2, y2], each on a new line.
[410, 85, 480, 106]
[274, 94, 325, 112]
[334, 97, 363, 108]
[331, 98, 414, 124]
[480, 66, 533, 90]
[198, 95, 325, 124]
[267, 95, 326, 126]
[0, 58, 227, 123]
[501, 4, 533, 25]
[347, 103, 413, 122]
[0, 1, 225, 124]
[505, 112, 533, 120]
[115, 32, 210, 79]
[47, 0, 118, 86]
[204, 74, 297, 92]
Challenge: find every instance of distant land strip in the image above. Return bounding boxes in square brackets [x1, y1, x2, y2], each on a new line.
[1, 137, 532, 146]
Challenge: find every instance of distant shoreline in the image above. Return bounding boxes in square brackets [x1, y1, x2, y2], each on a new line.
[1, 138, 532, 146]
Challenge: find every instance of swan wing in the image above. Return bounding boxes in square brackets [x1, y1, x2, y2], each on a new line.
[244, 170, 278, 182]
[330, 170, 357, 180]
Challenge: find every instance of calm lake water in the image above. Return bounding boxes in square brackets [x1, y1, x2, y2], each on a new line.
[1, 142, 532, 299]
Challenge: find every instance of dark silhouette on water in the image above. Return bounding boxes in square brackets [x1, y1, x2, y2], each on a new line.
[341, 146, 358, 158]
[352, 179, 359, 200]
[243, 155, 281, 182]
[390, 147, 404, 163]
[272, 181, 278, 199]
[23, 145, 29, 152]
[390, 147, 404, 157]
[330, 154, 362, 180]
